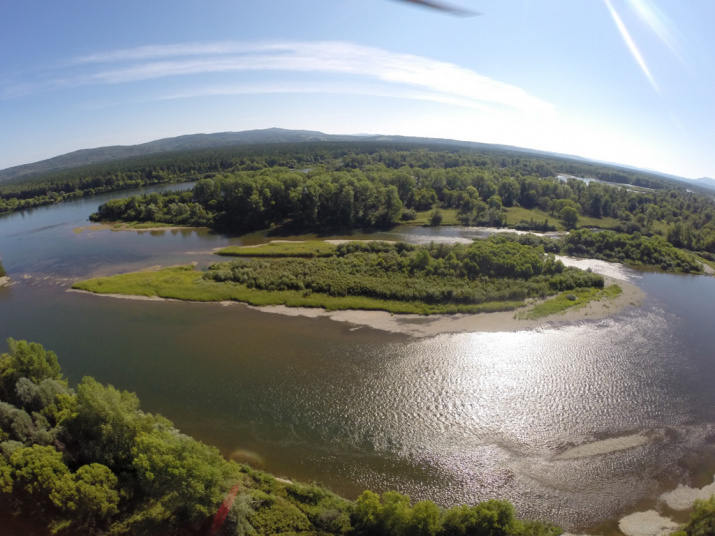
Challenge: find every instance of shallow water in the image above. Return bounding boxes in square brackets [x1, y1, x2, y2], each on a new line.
[1, 189, 714, 530]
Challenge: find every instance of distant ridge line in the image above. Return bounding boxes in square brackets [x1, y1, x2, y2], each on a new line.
[1, 128, 707, 193]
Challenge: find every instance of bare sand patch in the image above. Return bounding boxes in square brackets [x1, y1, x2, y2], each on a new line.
[248, 277, 643, 337]
[555, 433, 649, 460]
[660, 477, 715, 510]
[618, 510, 679, 536]
[0, 276, 9, 287]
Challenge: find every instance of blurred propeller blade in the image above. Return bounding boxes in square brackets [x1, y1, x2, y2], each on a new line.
[392, 0, 481, 17]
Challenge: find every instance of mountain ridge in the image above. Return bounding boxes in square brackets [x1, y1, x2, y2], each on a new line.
[0, 128, 594, 184]
[2, 128, 710, 193]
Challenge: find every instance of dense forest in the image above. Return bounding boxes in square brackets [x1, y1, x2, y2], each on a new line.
[496, 231, 703, 273]
[0, 338, 569, 536]
[45, 144, 710, 260]
[4, 142, 715, 251]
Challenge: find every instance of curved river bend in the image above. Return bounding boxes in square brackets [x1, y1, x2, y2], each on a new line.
[1, 185, 714, 531]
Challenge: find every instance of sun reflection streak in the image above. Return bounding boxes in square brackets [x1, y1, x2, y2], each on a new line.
[626, 0, 686, 65]
[604, 0, 659, 92]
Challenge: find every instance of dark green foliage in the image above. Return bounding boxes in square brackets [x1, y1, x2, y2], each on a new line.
[4, 142, 715, 261]
[559, 207, 578, 229]
[351, 490, 560, 536]
[562, 229, 703, 273]
[672, 495, 715, 536]
[430, 209, 444, 226]
[204, 240, 603, 307]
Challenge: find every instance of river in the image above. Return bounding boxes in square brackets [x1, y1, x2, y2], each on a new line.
[1, 184, 714, 532]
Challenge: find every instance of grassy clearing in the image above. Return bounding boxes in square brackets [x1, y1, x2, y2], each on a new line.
[515, 284, 622, 320]
[505, 207, 561, 229]
[408, 208, 460, 226]
[216, 240, 339, 257]
[576, 214, 621, 229]
[72, 265, 531, 315]
[504, 206, 622, 231]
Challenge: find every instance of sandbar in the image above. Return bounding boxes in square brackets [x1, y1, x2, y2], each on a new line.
[618, 510, 679, 536]
[246, 276, 643, 337]
[555, 433, 649, 460]
[660, 477, 715, 510]
[0, 276, 9, 287]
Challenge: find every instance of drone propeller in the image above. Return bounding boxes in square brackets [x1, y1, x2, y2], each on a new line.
[393, 0, 480, 17]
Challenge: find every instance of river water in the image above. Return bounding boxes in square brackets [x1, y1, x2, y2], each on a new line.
[1, 185, 714, 531]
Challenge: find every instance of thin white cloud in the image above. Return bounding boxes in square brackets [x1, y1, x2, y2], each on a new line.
[5, 41, 554, 115]
[159, 80, 498, 115]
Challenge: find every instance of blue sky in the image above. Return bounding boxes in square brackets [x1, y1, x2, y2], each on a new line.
[1, 0, 713, 179]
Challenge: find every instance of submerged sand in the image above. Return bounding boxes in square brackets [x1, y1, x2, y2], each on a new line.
[555, 433, 649, 460]
[660, 477, 715, 510]
[618, 511, 680, 536]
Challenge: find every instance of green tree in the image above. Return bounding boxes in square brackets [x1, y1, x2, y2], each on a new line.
[559, 206, 579, 229]
[672, 495, 715, 536]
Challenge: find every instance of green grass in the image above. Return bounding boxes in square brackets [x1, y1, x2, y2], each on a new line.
[72, 265, 618, 317]
[505, 206, 562, 229]
[408, 208, 460, 226]
[72, 265, 530, 315]
[504, 206, 621, 231]
[575, 214, 621, 229]
[515, 284, 622, 320]
[216, 240, 340, 257]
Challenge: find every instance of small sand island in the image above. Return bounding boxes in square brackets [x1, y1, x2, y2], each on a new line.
[0, 259, 8, 287]
[70, 238, 640, 336]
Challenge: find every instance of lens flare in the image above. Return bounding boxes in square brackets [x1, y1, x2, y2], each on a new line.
[626, 0, 685, 65]
[604, 0, 659, 92]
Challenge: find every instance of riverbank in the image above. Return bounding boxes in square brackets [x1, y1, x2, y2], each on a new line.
[69, 274, 641, 337]
[244, 276, 641, 336]
[74, 222, 205, 233]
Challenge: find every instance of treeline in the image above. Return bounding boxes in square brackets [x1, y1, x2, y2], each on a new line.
[206, 240, 603, 307]
[498, 231, 703, 273]
[562, 230, 703, 272]
[5, 142, 715, 255]
[83, 149, 715, 255]
[0, 338, 566, 536]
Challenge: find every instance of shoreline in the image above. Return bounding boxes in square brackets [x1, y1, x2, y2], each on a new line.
[68, 275, 643, 337]
[74, 223, 205, 233]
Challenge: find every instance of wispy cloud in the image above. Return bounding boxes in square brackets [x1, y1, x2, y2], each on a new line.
[5, 41, 554, 115]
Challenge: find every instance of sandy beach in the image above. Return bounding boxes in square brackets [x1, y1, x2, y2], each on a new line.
[245, 276, 643, 337]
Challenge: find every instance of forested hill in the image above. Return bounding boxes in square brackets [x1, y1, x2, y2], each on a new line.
[0, 128, 699, 191]
[0, 128, 349, 183]
[2, 137, 706, 215]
